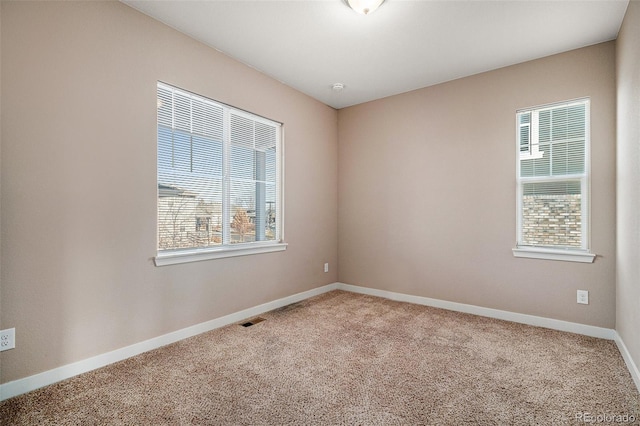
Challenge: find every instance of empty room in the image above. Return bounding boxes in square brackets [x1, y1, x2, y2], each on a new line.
[1, 0, 639, 424]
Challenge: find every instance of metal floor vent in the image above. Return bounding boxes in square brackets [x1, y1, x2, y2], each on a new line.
[241, 317, 266, 327]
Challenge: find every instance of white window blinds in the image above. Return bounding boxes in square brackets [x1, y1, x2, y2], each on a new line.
[157, 82, 282, 254]
[516, 99, 590, 250]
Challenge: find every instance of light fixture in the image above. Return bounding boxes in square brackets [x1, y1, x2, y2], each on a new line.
[346, 0, 386, 15]
[332, 83, 345, 92]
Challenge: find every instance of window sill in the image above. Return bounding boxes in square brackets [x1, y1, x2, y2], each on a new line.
[155, 242, 288, 266]
[512, 247, 595, 263]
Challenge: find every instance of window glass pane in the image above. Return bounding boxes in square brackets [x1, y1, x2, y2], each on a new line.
[264, 182, 277, 241]
[520, 150, 550, 177]
[566, 140, 585, 174]
[551, 107, 568, 141]
[172, 131, 191, 173]
[158, 179, 223, 250]
[567, 104, 586, 139]
[255, 122, 276, 151]
[266, 147, 276, 183]
[192, 99, 223, 141]
[192, 135, 223, 176]
[158, 126, 173, 171]
[230, 114, 254, 149]
[521, 181, 582, 248]
[230, 180, 257, 244]
[157, 86, 173, 128]
[520, 102, 586, 178]
[539, 110, 551, 143]
[519, 124, 530, 153]
[551, 139, 585, 176]
[173, 92, 191, 133]
[230, 145, 256, 180]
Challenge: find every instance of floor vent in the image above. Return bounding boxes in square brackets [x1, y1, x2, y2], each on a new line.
[241, 317, 266, 327]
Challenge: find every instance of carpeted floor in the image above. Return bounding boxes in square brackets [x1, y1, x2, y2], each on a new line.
[1, 290, 639, 425]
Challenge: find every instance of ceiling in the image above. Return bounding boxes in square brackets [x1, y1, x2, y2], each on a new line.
[122, 0, 629, 109]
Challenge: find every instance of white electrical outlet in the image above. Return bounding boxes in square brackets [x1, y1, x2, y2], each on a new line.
[324, 263, 329, 273]
[577, 290, 589, 305]
[0, 328, 15, 351]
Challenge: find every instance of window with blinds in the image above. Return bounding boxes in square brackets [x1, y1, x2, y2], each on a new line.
[516, 99, 590, 251]
[156, 82, 282, 260]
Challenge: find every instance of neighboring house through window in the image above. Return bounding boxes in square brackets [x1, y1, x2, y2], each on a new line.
[513, 98, 595, 263]
[155, 82, 286, 266]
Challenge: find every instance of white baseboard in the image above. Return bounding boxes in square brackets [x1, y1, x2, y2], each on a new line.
[614, 331, 640, 393]
[2, 281, 633, 401]
[336, 283, 616, 340]
[0, 283, 339, 401]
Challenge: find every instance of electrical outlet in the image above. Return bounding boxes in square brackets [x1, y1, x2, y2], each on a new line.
[577, 290, 589, 305]
[324, 263, 329, 273]
[0, 328, 15, 351]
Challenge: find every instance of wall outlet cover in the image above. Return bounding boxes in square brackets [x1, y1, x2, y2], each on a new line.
[0, 328, 16, 351]
[577, 290, 589, 305]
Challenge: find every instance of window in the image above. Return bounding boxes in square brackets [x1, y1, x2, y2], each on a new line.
[195, 217, 210, 233]
[155, 82, 285, 266]
[513, 99, 595, 263]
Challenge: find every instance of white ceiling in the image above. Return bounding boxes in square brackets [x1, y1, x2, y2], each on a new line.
[122, 0, 629, 109]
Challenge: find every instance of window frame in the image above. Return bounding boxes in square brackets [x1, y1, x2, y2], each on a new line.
[512, 98, 595, 263]
[154, 82, 286, 267]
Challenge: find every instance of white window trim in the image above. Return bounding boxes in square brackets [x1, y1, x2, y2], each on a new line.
[513, 98, 595, 263]
[512, 247, 595, 263]
[155, 242, 288, 266]
[154, 82, 285, 266]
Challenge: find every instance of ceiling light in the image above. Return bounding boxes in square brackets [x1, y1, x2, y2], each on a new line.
[332, 83, 345, 92]
[346, 0, 386, 15]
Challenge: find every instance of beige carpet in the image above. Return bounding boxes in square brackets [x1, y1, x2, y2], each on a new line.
[1, 290, 639, 425]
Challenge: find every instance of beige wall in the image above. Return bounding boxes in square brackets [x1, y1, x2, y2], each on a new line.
[338, 42, 616, 328]
[616, 1, 640, 375]
[0, 1, 338, 383]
